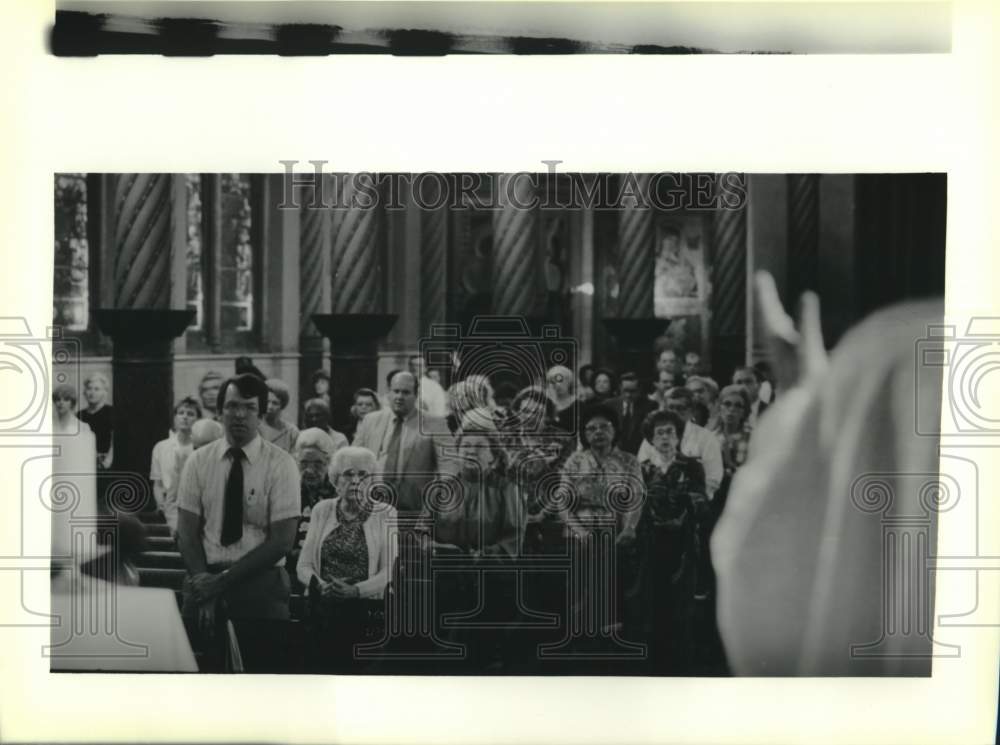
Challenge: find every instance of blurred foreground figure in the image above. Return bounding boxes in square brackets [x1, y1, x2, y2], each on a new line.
[712, 272, 942, 676]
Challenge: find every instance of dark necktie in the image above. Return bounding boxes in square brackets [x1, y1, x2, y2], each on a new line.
[384, 416, 405, 475]
[623, 400, 633, 430]
[221, 447, 245, 546]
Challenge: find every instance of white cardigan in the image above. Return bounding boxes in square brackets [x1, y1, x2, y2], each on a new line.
[296, 498, 397, 599]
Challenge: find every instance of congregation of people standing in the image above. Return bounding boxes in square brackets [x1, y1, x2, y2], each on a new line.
[68, 338, 769, 674]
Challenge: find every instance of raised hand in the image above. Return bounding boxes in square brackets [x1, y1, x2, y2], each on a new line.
[754, 271, 827, 392]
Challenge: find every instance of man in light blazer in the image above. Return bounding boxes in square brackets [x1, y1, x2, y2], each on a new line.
[352, 370, 454, 516]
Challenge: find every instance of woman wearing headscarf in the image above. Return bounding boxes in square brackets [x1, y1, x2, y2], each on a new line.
[712, 272, 943, 676]
[446, 375, 495, 435]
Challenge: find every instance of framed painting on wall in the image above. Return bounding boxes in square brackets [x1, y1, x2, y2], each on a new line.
[653, 214, 712, 361]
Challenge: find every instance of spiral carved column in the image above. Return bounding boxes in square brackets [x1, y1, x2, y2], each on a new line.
[298, 189, 330, 417]
[420, 205, 448, 335]
[492, 173, 541, 318]
[300, 199, 327, 336]
[99, 174, 192, 508]
[330, 176, 381, 315]
[787, 174, 820, 299]
[322, 175, 391, 433]
[710, 173, 748, 377]
[112, 173, 173, 310]
[616, 173, 655, 320]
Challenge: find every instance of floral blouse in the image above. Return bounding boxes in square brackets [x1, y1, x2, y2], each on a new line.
[319, 500, 371, 585]
[560, 447, 644, 530]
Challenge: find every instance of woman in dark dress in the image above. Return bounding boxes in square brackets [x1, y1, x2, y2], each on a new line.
[636, 409, 706, 674]
[78, 372, 113, 470]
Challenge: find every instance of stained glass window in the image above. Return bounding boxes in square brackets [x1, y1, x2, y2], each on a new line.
[53, 174, 89, 330]
[185, 174, 204, 330]
[220, 174, 254, 332]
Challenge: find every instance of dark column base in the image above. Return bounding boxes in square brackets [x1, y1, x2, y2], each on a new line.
[312, 314, 399, 435]
[298, 335, 326, 426]
[96, 309, 194, 513]
[601, 318, 671, 386]
[709, 333, 746, 388]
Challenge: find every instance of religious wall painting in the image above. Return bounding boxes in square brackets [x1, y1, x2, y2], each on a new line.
[654, 213, 712, 360]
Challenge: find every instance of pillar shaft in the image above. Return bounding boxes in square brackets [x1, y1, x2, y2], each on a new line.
[112, 174, 173, 310]
[330, 176, 381, 314]
[420, 206, 448, 333]
[492, 174, 541, 318]
[787, 173, 820, 298]
[616, 174, 655, 320]
[711, 173, 748, 376]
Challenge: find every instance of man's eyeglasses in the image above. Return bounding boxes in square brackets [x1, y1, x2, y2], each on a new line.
[223, 401, 259, 415]
[584, 422, 613, 433]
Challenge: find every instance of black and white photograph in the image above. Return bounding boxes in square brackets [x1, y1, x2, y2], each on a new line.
[2, 0, 999, 743]
[48, 170, 947, 677]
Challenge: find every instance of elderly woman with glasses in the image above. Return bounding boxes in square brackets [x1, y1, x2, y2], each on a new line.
[559, 403, 643, 544]
[297, 445, 396, 600]
[296, 445, 395, 671]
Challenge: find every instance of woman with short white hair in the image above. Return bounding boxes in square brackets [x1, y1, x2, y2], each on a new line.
[297, 445, 397, 601]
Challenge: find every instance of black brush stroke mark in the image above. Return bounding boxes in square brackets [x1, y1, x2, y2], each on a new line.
[385, 28, 457, 56]
[506, 36, 583, 54]
[275, 23, 342, 55]
[156, 17, 220, 56]
[49, 10, 714, 56]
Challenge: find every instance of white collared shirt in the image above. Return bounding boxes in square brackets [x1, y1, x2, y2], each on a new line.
[177, 434, 300, 566]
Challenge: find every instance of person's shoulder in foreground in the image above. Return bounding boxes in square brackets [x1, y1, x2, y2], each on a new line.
[712, 278, 942, 677]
